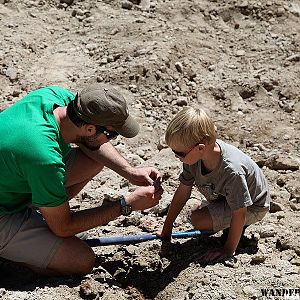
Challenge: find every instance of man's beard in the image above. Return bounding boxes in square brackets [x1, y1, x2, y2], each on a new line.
[75, 134, 101, 151]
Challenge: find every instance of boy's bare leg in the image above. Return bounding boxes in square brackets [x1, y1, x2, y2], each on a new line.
[190, 207, 214, 231]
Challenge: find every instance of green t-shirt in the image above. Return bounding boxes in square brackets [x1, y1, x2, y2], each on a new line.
[0, 86, 75, 214]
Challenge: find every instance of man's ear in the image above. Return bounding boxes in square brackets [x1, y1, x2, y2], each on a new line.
[84, 124, 96, 136]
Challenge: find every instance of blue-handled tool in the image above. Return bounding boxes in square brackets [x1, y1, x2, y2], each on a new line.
[86, 230, 212, 247]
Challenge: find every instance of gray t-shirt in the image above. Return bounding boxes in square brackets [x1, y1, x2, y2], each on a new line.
[179, 139, 270, 211]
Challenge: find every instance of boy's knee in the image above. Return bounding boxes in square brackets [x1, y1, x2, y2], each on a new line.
[189, 207, 213, 231]
[189, 209, 201, 226]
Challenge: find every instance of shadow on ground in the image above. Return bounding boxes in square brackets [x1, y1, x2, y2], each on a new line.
[99, 234, 259, 299]
[0, 258, 82, 290]
[0, 234, 258, 296]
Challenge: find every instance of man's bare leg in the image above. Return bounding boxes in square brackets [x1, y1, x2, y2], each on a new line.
[46, 237, 95, 275]
[20, 236, 95, 276]
[38, 147, 104, 275]
[65, 147, 105, 199]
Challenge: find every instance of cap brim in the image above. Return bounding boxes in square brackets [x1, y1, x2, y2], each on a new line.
[115, 115, 140, 138]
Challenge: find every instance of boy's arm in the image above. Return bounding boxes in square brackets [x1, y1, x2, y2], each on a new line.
[160, 183, 192, 240]
[204, 207, 246, 262]
[223, 207, 247, 255]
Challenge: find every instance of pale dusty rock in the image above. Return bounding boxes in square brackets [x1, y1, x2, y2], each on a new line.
[243, 285, 259, 298]
[250, 253, 267, 265]
[149, 192, 172, 216]
[257, 154, 299, 171]
[235, 49, 246, 57]
[290, 202, 300, 211]
[270, 201, 285, 213]
[140, 0, 150, 11]
[5, 66, 18, 81]
[277, 235, 300, 255]
[175, 61, 184, 73]
[226, 89, 247, 112]
[79, 279, 101, 299]
[258, 225, 277, 238]
[121, 0, 133, 10]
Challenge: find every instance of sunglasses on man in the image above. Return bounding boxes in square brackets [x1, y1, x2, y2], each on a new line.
[96, 126, 119, 140]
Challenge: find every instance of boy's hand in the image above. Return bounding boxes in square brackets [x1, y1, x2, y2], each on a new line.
[202, 247, 234, 263]
[156, 230, 173, 257]
[156, 230, 172, 242]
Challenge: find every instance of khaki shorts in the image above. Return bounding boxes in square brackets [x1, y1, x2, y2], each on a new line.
[0, 208, 63, 268]
[0, 149, 77, 269]
[199, 200, 269, 232]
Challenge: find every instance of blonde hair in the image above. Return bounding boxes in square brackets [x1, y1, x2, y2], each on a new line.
[165, 107, 217, 149]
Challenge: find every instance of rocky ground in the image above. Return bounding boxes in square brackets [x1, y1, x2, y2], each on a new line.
[0, 0, 299, 299]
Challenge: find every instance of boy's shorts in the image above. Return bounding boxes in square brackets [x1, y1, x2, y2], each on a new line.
[0, 208, 64, 268]
[199, 200, 269, 232]
[0, 148, 77, 269]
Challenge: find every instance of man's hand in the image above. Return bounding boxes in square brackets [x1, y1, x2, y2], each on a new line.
[202, 247, 234, 263]
[127, 166, 161, 186]
[125, 185, 163, 211]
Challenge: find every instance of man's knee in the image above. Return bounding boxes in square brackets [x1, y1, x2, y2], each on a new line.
[75, 245, 95, 275]
[48, 237, 96, 276]
[78, 249, 95, 275]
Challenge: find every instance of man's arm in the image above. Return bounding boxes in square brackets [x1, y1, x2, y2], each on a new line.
[160, 183, 192, 240]
[40, 201, 121, 237]
[77, 142, 160, 186]
[40, 185, 163, 237]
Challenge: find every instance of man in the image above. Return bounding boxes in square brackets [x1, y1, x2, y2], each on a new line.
[0, 83, 163, 276]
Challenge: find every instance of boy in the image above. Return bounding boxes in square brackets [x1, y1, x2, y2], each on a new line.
[160, 107, 270, 262]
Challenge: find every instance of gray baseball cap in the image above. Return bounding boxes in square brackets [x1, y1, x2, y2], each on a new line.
[73, 83, 140, 138]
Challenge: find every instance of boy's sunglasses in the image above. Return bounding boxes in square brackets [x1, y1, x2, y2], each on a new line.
[97, 126, 119, 140]
[172, 144, 197, 158]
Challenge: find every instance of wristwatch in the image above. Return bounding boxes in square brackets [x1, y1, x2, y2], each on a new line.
[119, 195, 132, 216]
